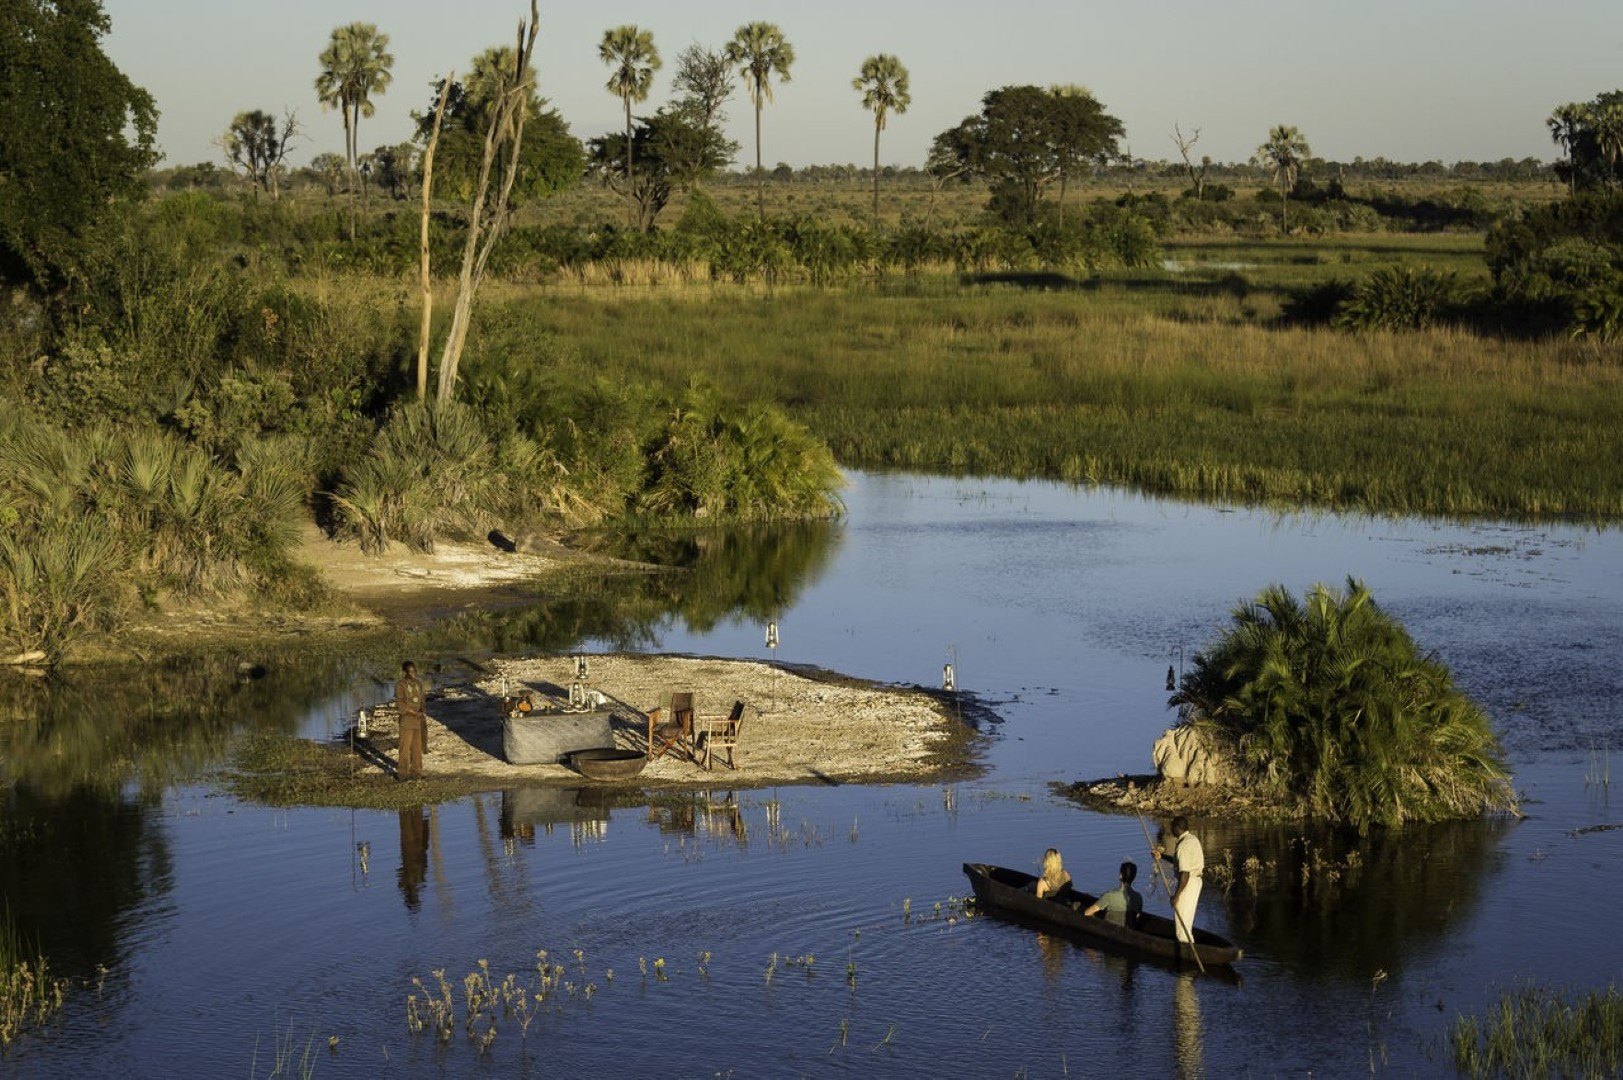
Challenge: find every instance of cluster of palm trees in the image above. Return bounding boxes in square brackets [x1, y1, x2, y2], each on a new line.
[595, 21, 909, 226]
[304, 18, 914, 230]
[1547, 97, 1623, 196]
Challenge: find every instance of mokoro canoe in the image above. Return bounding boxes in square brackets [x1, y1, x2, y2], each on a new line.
[963, 862, 1243, 968]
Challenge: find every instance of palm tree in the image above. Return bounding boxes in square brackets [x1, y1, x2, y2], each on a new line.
[599, 25, 661, 227]
[1546, 103, 1590, 197]
[725, 22, 795, 220]
[315, 22, 394, 239]
[1253, 124, 1310, 235]
[852, 54, 911, 229]
[1590, 102, 1623, 191]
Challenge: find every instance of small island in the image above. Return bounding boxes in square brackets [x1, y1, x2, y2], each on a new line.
[1067, 579, 1519, 831]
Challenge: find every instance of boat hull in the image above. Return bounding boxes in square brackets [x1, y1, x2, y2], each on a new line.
[963, 862, 1242, 968]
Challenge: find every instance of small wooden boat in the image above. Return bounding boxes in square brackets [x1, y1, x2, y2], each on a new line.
[963, 863, 1243, 969]
[569, 747, 648, 780]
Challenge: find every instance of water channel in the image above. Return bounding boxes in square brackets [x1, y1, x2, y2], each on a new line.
[3, 471, 1620, 1077]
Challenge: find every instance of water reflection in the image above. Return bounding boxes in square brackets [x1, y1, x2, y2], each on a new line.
[0, 654, 347, 979]
[1173, 973, 1204, 1080]
[443, 520, 840, 653]
[1198, 815, 1515, 979]
[499, 787, 612, 846]
[398, 806, 429, 911]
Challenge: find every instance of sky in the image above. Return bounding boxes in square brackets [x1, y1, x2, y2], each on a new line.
[101, 0, 1623, 171]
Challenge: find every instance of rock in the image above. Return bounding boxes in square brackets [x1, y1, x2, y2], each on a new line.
[1152, 724, 1237, 788]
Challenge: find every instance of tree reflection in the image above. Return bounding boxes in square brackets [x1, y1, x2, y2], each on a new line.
[1200, 816, 1515, 980]
[0, 652, 347, 978]
[451, 520, 842, 653]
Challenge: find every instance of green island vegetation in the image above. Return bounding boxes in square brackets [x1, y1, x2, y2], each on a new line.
[1171, 579, 1516, 830]
[1451, 984, 1623, 1079]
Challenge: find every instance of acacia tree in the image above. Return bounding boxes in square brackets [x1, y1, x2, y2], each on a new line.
[853, 54, 911, 229]
[674, 44, 734, 134]
[599, 25, 660, 227]
[1047, 84, 1121, 223]
[589, 109, 729, 232]
[930, 85, 1123, 226]
[725, 22, 794, 220]
[314, 22, 394, 238]
[218, 109, 301, 200]
[1254, 124, 1311, 234]
[0, 0, 156, 287]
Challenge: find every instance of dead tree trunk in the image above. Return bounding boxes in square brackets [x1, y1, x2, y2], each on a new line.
[436, 2, 540, 405]
[417, 72, 452, 401]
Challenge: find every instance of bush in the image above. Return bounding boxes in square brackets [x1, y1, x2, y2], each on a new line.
[1334, 265, 1460, 331]
[1173, 579, 1515, 830]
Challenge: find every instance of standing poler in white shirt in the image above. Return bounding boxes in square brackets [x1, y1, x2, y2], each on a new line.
[1153, 814, 1205, 943]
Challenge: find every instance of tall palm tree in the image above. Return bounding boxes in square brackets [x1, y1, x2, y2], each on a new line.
[315, 22, 394, 239]
[1589, 102, 1623, 191]
[599, 25, 661, 227]
[1252, 124, 1310, 235]
[725, 22, 795, 220]
[852, 54, 911, 229]
[1546, 103, 1590, 197]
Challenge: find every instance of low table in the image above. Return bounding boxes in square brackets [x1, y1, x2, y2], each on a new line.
[503, 709, 616, 765]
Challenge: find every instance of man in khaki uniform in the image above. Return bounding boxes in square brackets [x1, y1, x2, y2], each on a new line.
[1155, 814, 1204, 944]
[395, 660, 427, 780]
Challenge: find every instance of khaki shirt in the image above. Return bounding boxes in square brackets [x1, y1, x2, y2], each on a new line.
[396, 674, 426, 718]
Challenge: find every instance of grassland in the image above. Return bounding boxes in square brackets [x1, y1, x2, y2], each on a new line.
[454, 231, 1621, 520]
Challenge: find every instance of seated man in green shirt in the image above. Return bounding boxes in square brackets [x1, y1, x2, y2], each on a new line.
[1083, 861, 1144, 928]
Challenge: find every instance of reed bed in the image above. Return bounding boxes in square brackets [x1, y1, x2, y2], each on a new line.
[0, 908, 70, 1049]
[1451, 984, 1623, 1078]
[471, 275, 1623, 519]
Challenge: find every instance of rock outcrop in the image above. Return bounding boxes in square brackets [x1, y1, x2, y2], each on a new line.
[1152, 724, 1238, 788]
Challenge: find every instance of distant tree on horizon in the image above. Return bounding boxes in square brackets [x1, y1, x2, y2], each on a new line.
[1549, 93, 1623, 195]
[599, 25, 660, 227]
[218, 109, 300, 200]
[725, 22, 795, 221]
[1254, 124, 1311, 234]
[853, 54, 912, 228]
[929, 84, 1123, 226]
[315, 22, 394, 239]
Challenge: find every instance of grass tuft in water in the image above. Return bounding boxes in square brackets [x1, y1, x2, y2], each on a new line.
[1451, 984, 1623, 1079]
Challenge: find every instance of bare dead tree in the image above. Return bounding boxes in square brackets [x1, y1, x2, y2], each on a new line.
[1172, 123, 1210, 200]
[417, 72, 452, 401]
[435, 2, 539, 404]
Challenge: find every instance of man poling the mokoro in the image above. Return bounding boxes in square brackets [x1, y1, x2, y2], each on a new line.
[1140, 811, 1206, 974]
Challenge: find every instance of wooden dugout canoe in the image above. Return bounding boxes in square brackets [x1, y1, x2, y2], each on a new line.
[963, 862, 1243, 969]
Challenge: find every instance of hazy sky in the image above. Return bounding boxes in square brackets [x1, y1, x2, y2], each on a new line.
[102, 0, 1623, 170]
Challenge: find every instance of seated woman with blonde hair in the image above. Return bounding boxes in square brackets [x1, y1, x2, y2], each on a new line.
[1034, 847, 1072, 899]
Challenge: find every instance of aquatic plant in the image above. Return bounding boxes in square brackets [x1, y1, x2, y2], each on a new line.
[1451, 984, 1623, 1078]
[0, 908, 70, 1049]
[1174, 579, 1515, 830]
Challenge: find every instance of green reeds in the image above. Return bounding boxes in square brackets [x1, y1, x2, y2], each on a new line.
[0, 907, 70, 1049]
[473, 264, 1623, 520]
[1452, 984, 1623, 1078]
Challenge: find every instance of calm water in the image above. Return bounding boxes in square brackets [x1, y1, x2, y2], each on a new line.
[3, 472, 1621, 1078]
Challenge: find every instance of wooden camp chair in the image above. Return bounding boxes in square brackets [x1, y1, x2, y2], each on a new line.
[699, 700, 746, 771]
[646, 691, 696, 762]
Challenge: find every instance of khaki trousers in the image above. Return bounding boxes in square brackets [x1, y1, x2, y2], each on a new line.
[397, 712, 426, 778]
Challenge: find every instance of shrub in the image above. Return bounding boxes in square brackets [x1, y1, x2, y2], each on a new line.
[1173, 578, 1515, 830]
[1334, 265, 1459, 331]
[1280, 278, 1358, 326]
